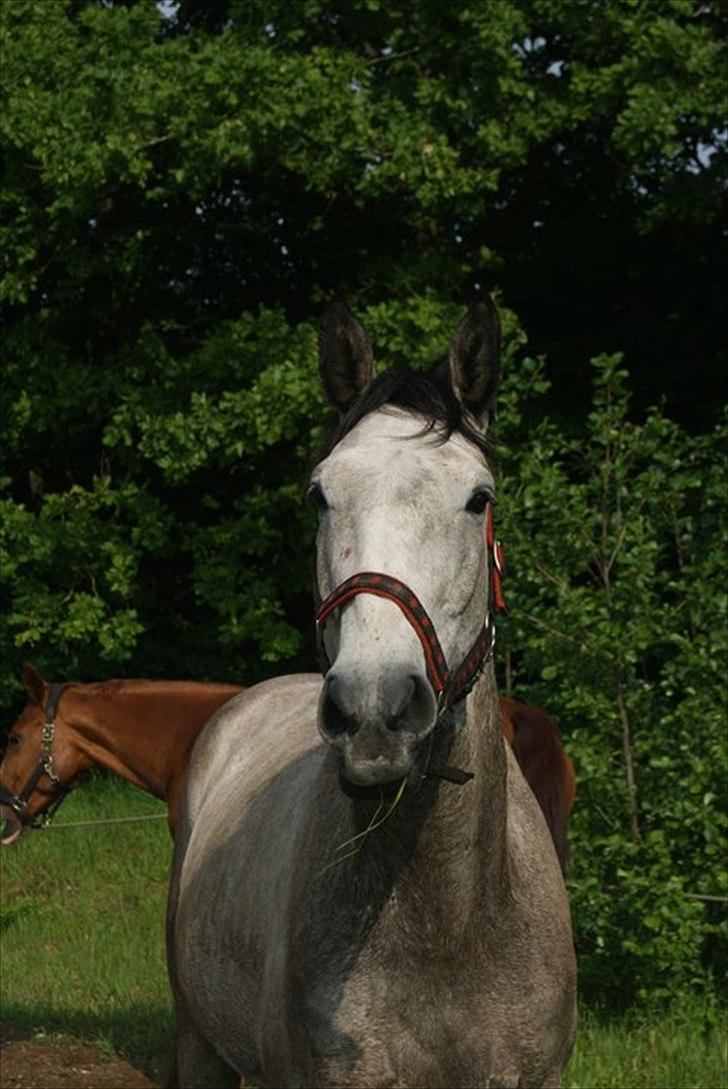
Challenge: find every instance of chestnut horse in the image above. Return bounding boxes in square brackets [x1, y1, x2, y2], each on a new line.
[0, 663, 241, 845]
[1, 666, 574, 870]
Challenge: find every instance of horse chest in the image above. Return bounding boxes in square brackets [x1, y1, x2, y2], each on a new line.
[285, 953, 559, 1089]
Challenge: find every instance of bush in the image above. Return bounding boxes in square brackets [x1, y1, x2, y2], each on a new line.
[497, 355, 727, 1006]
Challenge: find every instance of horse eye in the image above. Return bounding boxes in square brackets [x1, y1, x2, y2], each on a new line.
[306, 484, 329, 513]
[465, 491, 492, 515]
[8, 734, 21, 748]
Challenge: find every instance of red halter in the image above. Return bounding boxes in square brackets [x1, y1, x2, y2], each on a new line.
[315, 501, 507, 713]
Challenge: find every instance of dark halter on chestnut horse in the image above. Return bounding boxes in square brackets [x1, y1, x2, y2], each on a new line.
[0, 683, 73, 827]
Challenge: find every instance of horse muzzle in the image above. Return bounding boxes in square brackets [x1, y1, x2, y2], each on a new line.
[0, 806, 25, 846]
[318, 663, 437, 788]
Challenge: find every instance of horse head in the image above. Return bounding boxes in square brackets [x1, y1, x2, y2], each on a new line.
[312, 297, 502, 790]
[0, 663, 84, 845]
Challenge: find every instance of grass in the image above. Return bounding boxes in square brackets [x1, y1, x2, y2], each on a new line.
[1, 776, 726, 1088]
[0, 775, 173, 1080]
[567, 1008, 727, 1089]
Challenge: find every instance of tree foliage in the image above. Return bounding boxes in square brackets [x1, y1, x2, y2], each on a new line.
[1, 0, 725, 1007]
[498, 358, 727, 1007]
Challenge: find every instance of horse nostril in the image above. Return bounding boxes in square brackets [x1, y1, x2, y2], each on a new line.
[319, 668, 437, 744]
[385, 672, 436, 736]
[1, 812, 22, 846]
[384, 675, 416, 731]
[321, 677, 359, 738]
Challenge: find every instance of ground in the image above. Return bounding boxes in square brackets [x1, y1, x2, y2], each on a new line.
[0, 1023, 155, 1089]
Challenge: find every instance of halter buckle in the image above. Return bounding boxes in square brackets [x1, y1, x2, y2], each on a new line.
[42, 759, 61, 786]
[493, 539, 504, 575]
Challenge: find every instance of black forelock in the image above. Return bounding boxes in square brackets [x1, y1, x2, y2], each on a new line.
[314, 364, 496, 467]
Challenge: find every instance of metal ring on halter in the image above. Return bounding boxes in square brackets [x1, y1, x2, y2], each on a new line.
[493, 540, 504, 575]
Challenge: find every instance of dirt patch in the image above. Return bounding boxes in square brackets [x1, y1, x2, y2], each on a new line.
[0, 1022, 155, 1089]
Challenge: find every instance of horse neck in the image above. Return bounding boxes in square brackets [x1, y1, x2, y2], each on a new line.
[66, 684, 222, 802]
[317, 664, 508, 944]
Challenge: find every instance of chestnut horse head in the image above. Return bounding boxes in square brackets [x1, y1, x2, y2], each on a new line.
[1, 664, 86, 844]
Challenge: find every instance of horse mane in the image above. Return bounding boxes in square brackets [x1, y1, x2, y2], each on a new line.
[48, 678, 241, 703]
[315, 365, 497, 466]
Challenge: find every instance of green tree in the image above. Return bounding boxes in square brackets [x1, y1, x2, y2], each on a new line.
[498, 357, 727, 1005]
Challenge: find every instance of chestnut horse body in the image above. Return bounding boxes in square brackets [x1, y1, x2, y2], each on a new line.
[500, 698, 575, 872]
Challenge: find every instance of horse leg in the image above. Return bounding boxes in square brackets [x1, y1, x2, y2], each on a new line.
[168, 1014, 239, 1089]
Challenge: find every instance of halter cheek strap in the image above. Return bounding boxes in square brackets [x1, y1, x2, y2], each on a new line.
[315, 501, 507, 716]
[486, 501, 507, 615]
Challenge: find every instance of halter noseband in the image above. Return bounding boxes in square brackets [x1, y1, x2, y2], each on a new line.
[315, 500, 507, 731]
[1, 683, 73, 829]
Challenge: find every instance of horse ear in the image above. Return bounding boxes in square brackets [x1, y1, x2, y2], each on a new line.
[448, 295, 501, 430]
[319, 298, 374, 414]
[21, 662, 46, 705]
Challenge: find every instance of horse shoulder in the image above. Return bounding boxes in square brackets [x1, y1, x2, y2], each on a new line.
[171, 674, 328, 1078]
[183, 674, 322, 822]
[499, 745, 578, 1070]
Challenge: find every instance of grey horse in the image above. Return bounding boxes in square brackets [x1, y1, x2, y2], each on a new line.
[167, 297, 577, 1088]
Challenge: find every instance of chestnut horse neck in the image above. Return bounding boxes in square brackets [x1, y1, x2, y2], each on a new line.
[61, 680, 243, 801]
